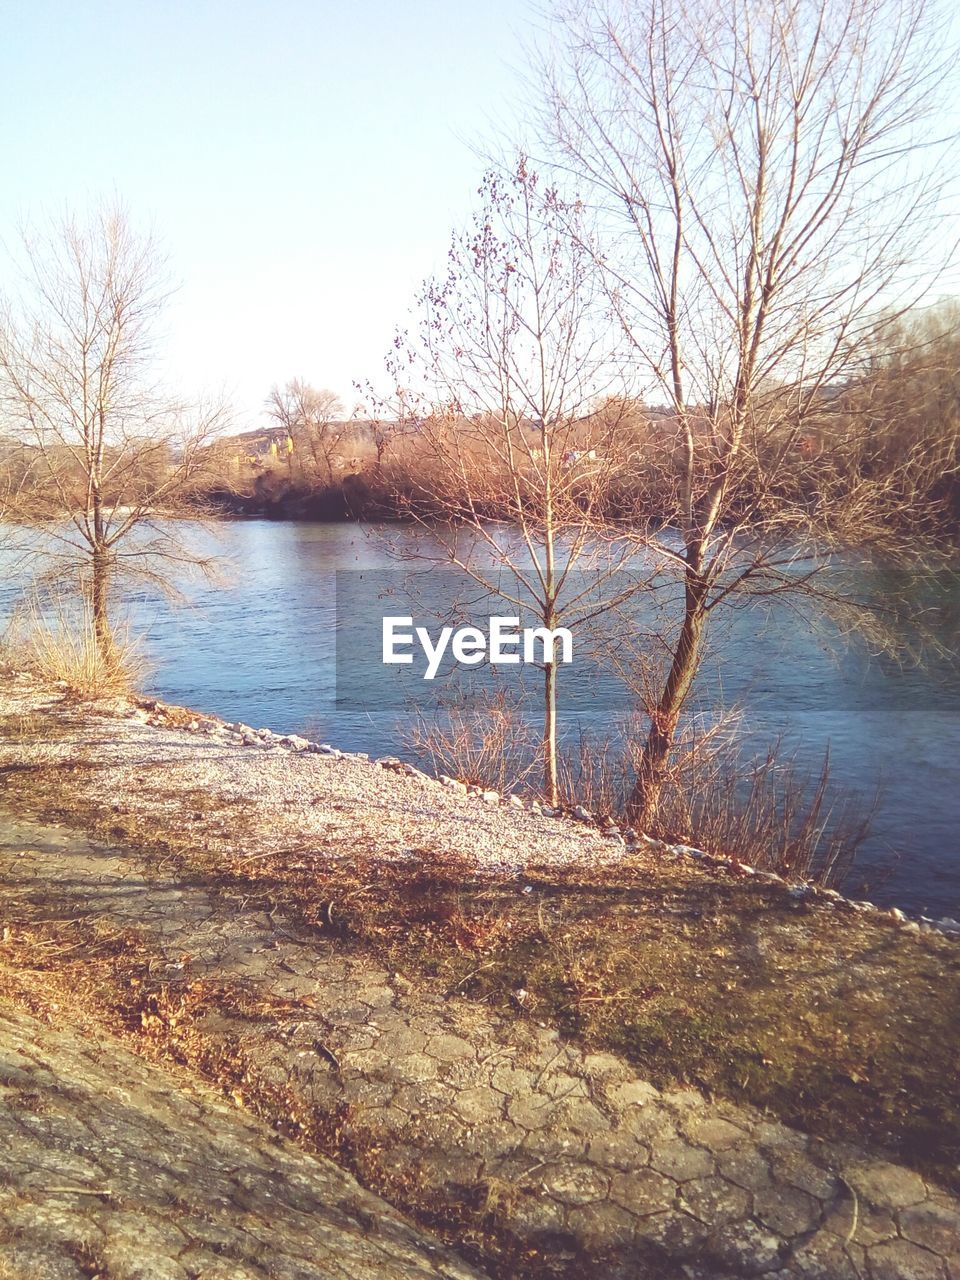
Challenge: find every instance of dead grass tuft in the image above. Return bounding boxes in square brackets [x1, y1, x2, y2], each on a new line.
[17, 601, 149, 700]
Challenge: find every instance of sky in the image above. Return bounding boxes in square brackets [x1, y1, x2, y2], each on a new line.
[0, 0, 539, 430]
[1, 2, 958, 436]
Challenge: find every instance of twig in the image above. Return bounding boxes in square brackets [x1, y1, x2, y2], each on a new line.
[840, 1176, 861, 1246]
[443, 961, 498, 999]
[313, 1041, 341, 1074]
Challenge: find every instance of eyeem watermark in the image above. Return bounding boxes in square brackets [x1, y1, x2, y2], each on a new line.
[383, 616, 574, 680]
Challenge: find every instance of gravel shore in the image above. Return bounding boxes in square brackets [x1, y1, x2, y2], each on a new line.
[0, 671, 634, 874]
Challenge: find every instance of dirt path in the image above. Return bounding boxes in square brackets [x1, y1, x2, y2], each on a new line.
[0, 989, 488, 1280]
[2, 810, 957, 1280]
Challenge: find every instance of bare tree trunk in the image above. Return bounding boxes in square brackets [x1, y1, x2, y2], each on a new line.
[544, 656, 558, 807]
[542, 408, 560, 807]
[90, 545, 112, 658]
[627, 565, 708, 828]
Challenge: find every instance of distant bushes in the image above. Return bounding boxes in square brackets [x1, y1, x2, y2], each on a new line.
[196, 373, 960, 540]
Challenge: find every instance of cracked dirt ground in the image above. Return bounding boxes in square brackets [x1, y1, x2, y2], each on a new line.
[1, 810, 958, 1280]
[0, 996, 487, 1280]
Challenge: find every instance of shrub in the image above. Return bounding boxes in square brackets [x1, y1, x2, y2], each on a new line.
[14, 597, 148, 700]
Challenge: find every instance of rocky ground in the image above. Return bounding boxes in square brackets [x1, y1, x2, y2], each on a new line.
[1, 672, 959, 1278]
[0, 996, 486, 1280]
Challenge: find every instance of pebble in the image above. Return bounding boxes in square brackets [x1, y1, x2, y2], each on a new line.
[440, 776, 468, 795]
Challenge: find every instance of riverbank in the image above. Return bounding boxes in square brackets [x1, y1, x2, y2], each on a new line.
[4, 516, 959, 915]
[2, 670, 960, 1275]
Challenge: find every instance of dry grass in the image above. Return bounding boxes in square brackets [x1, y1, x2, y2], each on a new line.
[651, 739, 874, 886]
[14, 601, 149, 700]
[414, 703, 875, 887]
[405, 690, 542, 794]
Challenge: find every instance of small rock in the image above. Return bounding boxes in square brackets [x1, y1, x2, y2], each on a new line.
[440, 775, 468, 794]
[480, 790, 500, 804]
[572, 805, 593, 822]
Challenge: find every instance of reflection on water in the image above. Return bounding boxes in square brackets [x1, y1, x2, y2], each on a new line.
[1, 519, 958, 917]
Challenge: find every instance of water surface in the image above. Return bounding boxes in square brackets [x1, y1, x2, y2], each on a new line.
[2, 519, 958, 917]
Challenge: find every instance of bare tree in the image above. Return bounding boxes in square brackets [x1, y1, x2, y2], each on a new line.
[368, 413, 406, 477]
[266, 379, 346, 485]
[0, 439, 35, 530]
[538, 0, 957, 826]
[836, 300, 960, 533]
[386, 160, 653, 805]
[0, 207, 227, 656]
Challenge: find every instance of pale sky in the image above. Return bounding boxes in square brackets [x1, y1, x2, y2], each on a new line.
[2, 2, 957, 434]
[0, 0, 537, 430]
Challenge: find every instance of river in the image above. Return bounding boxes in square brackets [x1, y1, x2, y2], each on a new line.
[2, 518, 959, 917]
